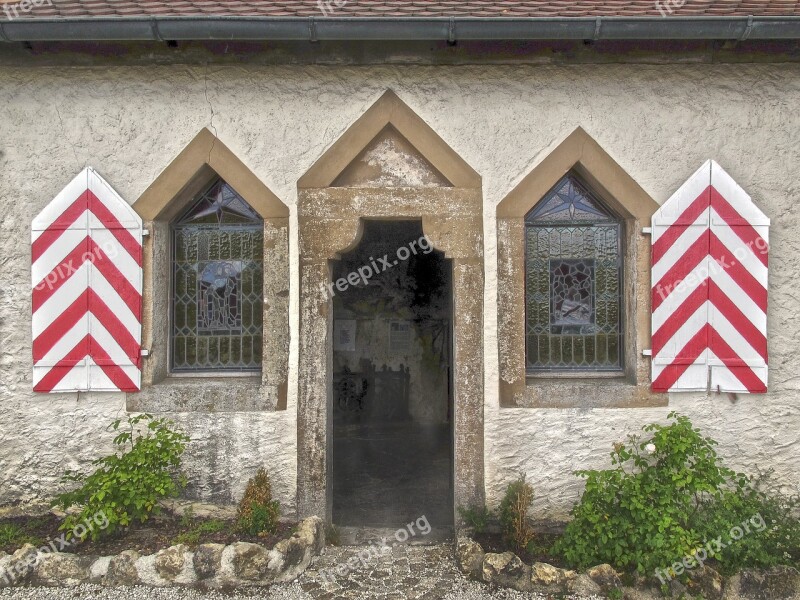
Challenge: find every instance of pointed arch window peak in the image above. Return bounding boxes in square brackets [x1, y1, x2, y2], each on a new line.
[176, 179, 262, 227]
[526, 175, 616, 225]
[133, 128, 288, 222]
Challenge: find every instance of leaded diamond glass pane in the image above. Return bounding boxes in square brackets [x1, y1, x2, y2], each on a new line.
[525, 175, 623, 371]
[176, 179, 261, 226]
[526, 176, 614, 224]
[172, 179, 263, 372]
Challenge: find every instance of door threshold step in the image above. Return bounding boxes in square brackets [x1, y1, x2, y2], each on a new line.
[333, 526, 453, 546]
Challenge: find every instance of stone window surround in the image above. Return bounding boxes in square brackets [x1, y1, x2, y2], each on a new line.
[295, 90, 486, 523]
[127, 128, 290, 412]
[496, 127, 668, 409]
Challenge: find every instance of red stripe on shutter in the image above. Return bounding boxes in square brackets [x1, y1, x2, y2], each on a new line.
[31, 191, 89, 262]
[652, 188, 709, 263]
[652, 324, 710, 392]
[651, 233, 709, 311]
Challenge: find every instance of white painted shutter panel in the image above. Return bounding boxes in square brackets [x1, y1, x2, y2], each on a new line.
[651, 160, 768, 394]
[32, 167, 143, 392]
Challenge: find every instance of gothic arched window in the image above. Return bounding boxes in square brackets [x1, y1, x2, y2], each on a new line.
[525, 174, 623, 371]
[171, 178, 263, 372]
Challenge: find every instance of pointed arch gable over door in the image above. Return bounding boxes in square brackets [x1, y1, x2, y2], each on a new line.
[296, 90, 484, 523]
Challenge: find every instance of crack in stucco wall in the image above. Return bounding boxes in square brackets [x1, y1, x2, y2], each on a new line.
[203, 63, 217, 165]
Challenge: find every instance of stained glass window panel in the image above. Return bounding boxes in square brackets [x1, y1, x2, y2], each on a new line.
[550, 259, 594, 328]
[172, 179, 263, 372]
[525, 175, 623, 371]
[198, 261, 242, 335]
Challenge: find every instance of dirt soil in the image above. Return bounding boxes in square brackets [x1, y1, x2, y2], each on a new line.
[472, 531, 567, 568]
[0, 513, 296, 556]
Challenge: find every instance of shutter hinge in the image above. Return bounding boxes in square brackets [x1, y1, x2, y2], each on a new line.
[142, 229, 150, 236]
[642, 227, 652, 234]
[642, 349, 652, 356]
[140, 348, 150, 357]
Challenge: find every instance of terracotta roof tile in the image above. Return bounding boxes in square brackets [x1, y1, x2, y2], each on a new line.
[2, 1, 798, 19]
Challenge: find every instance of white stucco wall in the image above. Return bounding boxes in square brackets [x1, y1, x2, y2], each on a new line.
[0, 63, 798, 518]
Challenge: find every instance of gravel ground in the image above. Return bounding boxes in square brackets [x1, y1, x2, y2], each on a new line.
[0, 583, 593, 600]
[0, 544, 604, 599]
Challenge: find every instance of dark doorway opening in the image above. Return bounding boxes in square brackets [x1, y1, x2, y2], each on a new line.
[331, 220, 454, 533]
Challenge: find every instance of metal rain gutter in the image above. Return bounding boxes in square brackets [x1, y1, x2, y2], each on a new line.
[0, 16, 799, 44]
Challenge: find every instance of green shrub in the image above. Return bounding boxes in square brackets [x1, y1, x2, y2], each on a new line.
[692, 472, 800, 574]
[554, 412, 800, 576]
[458, 504, 493, 535]
[499, 475, 534, 552]
[607, 587, 624, 600]
[237, 468, 280, 537]
[179, 505, 196, 529]
[54, 414, 190, 541]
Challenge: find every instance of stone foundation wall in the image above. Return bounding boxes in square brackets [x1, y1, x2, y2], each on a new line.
[457, 536, 800, 600]
[0, 517, 323, 588]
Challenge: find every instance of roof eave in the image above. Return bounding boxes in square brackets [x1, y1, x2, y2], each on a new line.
[1, 16, 799, 44]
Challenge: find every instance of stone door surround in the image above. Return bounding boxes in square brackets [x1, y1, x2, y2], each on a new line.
[296, 91, 485, 523]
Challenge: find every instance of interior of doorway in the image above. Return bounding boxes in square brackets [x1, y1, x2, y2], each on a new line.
[330, 219, 454, 536]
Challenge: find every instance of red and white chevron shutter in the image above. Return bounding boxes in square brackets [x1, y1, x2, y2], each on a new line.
[651, 160, 769, 394]
[32, 168, 143, 392]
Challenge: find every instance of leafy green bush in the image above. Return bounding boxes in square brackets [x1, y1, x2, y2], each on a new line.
[54, 414, 190, 541]
[499, 475, 534, 552]
[693, 472, 800, 574]
[236, 468, 280, 537]
[458, 504, 493, 535]
[554, 412, 800, 576]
